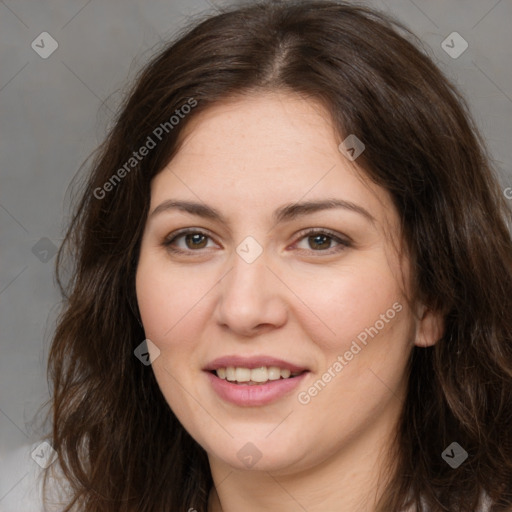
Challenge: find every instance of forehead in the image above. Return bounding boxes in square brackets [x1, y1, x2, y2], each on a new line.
[150, 92, 395, 230]
[173, 92, 340, 173]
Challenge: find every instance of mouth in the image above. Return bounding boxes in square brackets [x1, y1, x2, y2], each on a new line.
[203, 357, 310, 406]
[208, 366, 308, 385]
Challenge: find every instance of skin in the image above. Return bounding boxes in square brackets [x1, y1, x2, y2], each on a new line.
[135, 91, 443, 512]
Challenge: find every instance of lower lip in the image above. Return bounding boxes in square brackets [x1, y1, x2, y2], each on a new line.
[205, 371, 309, 406]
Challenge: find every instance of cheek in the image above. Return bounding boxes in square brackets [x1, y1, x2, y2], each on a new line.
[135, 265, 170, 343]
[136, 262, 207, 423]
[135, 258, 207, 344]
[290, 255, 405, 353]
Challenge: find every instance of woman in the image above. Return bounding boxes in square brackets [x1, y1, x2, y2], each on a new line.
[39, 1, 512, 511]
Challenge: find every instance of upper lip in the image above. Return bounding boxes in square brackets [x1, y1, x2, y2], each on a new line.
[203, 355, 309, 373]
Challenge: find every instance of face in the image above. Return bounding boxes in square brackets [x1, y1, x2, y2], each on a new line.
[135, 91, 422, 475]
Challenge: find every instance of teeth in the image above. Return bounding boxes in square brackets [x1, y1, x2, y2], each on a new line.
[215, 366, 301, 384]
[251, 367, 270, 382]
[280, 368, 291, 379]
[235, 367, 251, 382]
[267, 367, 281, 380]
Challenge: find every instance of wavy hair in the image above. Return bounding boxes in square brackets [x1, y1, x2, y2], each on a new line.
[40, 1, 512, 511]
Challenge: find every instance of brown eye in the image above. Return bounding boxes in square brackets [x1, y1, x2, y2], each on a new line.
[163, 229, 216, 253]
[183, 232, 208, 249]
[307, 233, 333, 250]
[294, 229, 351, 255]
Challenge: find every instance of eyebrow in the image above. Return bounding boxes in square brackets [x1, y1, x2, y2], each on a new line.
[149, 198, 375, 225]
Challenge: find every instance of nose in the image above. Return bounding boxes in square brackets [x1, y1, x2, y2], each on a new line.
[214, 246, 288, 337]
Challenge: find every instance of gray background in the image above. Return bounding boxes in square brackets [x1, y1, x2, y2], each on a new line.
[1, 0, 511, 505]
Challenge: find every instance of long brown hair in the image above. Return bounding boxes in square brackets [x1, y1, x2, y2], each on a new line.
[40, 1, 512, 510]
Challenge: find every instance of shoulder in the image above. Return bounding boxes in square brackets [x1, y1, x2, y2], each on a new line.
[0, 440, 72, 512]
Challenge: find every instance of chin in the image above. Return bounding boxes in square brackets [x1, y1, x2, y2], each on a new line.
[203, 433, 311, 473]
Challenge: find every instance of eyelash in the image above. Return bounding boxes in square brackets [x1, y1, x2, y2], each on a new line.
[161, 228, 352, 256]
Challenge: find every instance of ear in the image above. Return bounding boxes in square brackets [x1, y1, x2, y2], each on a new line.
[414, 304, 444, 347]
